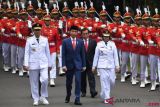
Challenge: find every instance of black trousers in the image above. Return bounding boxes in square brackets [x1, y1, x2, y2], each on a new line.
[81, 67, 96, 95]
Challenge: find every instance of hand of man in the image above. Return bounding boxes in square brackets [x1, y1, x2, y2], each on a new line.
[115, 67, 120, 73]
[23, 66, 29, 71]
[82, 67, 86, 72]
[62, 66, 67, 72]
[112, 28, 117, 33]
[92, 67, 96, 73]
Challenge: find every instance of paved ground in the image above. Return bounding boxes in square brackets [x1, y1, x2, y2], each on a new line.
[0, 51, 160, 107]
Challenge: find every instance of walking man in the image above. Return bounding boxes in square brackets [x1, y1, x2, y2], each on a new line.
[62, 25, 86, 105]
[23, 23, 51, 106]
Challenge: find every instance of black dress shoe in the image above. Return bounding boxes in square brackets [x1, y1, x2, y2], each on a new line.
[65, 96, 70, 103]
[91, 92, 98, 98]
[81, 93, 86, 97]
[74, 101, 82, 105]
[59, 73, 65, 76]
[50, 84, 55, 87]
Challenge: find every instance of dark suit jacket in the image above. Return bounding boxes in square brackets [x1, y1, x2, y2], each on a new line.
[62, 38, 86, 70]
[85, 39, 97, 69]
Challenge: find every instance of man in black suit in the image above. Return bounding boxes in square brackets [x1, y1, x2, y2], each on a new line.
[81, 28, 98, 98]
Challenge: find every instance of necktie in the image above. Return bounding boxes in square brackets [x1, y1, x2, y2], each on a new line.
[72, 39, 76, 49]
[85, 40, 88, 51]
[36, 38, 39, 43]
[105, 42, 108, 46]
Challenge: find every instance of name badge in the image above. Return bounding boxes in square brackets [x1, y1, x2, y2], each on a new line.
[31, 43, 37, 51]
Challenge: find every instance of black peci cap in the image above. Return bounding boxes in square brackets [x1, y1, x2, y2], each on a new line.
[32, 23, 42, 30]
[70, 25, 79, 31]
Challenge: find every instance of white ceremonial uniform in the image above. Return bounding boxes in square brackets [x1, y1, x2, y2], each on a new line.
[92, 41, 119, 100]
[24, 35, 51, 102]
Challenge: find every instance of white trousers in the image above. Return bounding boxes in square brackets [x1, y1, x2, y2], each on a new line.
[140, 55, 149, 80]
[17, 47, 25, 69]
[158, 57, 160, 82]
[58, 45, 62, 67]
[98, 68, 116, 100]
[10, 45, 17, 68]
[29, 68, 48, 101]
[50, 52, 57, 79]
[2, 43, 11, 66]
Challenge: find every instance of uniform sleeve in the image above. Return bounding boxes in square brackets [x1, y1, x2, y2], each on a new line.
[130, 34, 137, 41]
[45, 38, 51, 67]
[136, 29, 144, 43]
[15, 22, 21, 35]
[55, 29, 61, 53]
[156, 36, 160, 45]
[92, 45, 100, 68]
[144, 31, 152, 42]
[0, 20, 4, 30]
[112, 42, 119, 68]
[23, 39, 30, 67]
[129, 27, 136, 41]
[62, 40, 66, 67]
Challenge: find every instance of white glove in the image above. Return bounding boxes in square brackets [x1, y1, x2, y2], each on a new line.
[28, 20, 32, 28]
[101, 24, 106, 28]
[80, 26, 84, 30]
[35, 16, 38, 18]
[1, 28, 5, 33]
[58, 20, 63, 29]
[121, 33, 125, 38]
[112, 28, 117, 33]
[156, 32, 159, 36]
[62, 33, 67, 37]
[148, 40, 154, 45]
[121, 21, 124, 26]
[95, 17, 99, 22]
[87, 27, 92, 31]
[18, 33, 22, 38]
[12, 27, 16, 31]
[140, 41, 145, 46]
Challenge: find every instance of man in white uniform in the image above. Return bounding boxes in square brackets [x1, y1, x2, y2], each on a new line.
[23, 23, 51, 106]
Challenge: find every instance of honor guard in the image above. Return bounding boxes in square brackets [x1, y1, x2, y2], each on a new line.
[27, 1, 35, 21]
[120, 7, 133, 83]
[108, 6, 123, 71]
[34, 2, 44, 25]
[139, 8, 151, 87]
[1, 2, 12, 72]
[148, 8, 160, 90]
[10, 3, 19, 74]
[41, 10, 61, 87]
[16, 3, 32, 76]
[130, 9, 142, 85]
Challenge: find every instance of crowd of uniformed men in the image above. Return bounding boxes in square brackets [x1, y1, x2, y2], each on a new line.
[0, 0, 160, 92]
